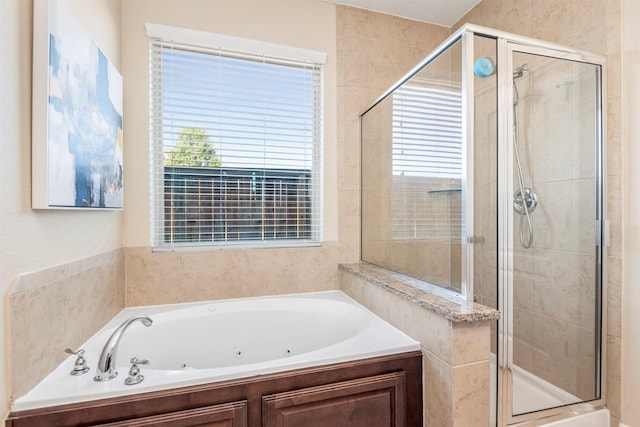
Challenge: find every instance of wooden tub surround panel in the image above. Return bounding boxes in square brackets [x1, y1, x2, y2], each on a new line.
[6, 351, 422, 427]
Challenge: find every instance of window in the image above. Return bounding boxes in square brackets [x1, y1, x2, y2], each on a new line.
[391, 81, 463, 240]
[147, 24, 324, 251]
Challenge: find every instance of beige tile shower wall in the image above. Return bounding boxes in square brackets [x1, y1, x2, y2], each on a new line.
[456, 0, 622, 420]
[361, 95, 393, 266]
[8, 249, 125, 401]
[472, 46, 499, 365]
[347, 6, 458, 292]
[509, 55, 599, 399]
[386, 240, 461, 289]
[363, 174, 463, 289]
[337, 4, 450, 247]
[621, 3, 640, 424]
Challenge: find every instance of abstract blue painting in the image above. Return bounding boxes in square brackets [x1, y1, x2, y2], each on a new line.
[34, 0, 123, 209]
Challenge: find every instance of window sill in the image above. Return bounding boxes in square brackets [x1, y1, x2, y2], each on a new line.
[152, 240, 322, 253]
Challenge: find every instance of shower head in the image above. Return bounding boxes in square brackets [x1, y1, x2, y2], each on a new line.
[513, 63, 529, 80]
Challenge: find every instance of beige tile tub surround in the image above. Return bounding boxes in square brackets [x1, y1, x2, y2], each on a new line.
[340, 262, 499, 427]
[8, 249, 125, 401]
[124, 243, 356, 306]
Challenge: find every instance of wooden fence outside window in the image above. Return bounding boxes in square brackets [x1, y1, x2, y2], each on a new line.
[163, 166, 312, 244]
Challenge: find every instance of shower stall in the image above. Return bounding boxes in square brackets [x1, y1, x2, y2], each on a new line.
[360, 24, 606, 426]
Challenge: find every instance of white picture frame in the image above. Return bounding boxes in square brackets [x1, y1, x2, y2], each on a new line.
[32, 0, 123, 209]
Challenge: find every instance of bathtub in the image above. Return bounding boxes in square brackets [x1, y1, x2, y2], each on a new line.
[11, 291, 420, 412]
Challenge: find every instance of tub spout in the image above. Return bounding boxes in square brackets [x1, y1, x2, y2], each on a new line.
[94, 315, 152, 382]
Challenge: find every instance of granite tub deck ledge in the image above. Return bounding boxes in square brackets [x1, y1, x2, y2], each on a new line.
[339, 262, 500, 323]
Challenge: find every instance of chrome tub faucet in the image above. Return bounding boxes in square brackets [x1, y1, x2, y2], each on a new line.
[94, 315, 153, 382]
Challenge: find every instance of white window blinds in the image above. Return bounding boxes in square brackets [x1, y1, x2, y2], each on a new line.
[148, 24, 324, 250]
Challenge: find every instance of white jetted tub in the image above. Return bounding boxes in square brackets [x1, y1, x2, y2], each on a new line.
[12, 291, 420, 412]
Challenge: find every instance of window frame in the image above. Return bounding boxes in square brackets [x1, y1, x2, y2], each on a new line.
[147, 23, 325, 252]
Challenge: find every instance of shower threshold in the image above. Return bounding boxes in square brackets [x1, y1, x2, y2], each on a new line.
[491, 354, 582, 421]
[511, 364, 581, 414]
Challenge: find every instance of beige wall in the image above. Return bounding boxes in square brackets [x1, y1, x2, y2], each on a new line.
[622, 0, 640, 424]
[120, 0, 352, 305]
[0, 0, 122, 418]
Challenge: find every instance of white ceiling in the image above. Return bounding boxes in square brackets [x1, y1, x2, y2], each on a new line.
[323, 0, 481, 27]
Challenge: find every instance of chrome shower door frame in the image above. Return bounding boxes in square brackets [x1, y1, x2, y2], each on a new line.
[496, 39, 607, 426]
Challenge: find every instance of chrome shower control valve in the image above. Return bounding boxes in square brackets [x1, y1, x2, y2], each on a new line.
[513, 187, 538, 215]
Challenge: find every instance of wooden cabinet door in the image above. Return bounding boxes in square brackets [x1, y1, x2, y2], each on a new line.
[262, 372, 405, 427]
[97, 400, 247, 427]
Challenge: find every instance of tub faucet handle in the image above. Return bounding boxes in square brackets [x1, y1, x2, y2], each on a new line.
[124, 357, 149, 386]
[130, 357, 149, 365]
[64, 348, 90, 376]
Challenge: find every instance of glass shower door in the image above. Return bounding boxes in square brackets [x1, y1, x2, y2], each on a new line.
[502, 44, 604, 422]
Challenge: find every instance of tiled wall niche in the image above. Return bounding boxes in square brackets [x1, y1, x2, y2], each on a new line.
[8, 249, 125, 399]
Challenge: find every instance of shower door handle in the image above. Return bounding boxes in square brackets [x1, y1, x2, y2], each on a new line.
[596, 220, 610, 247]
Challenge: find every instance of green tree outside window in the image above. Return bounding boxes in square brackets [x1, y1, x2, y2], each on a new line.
[164, 127, 221, 167]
